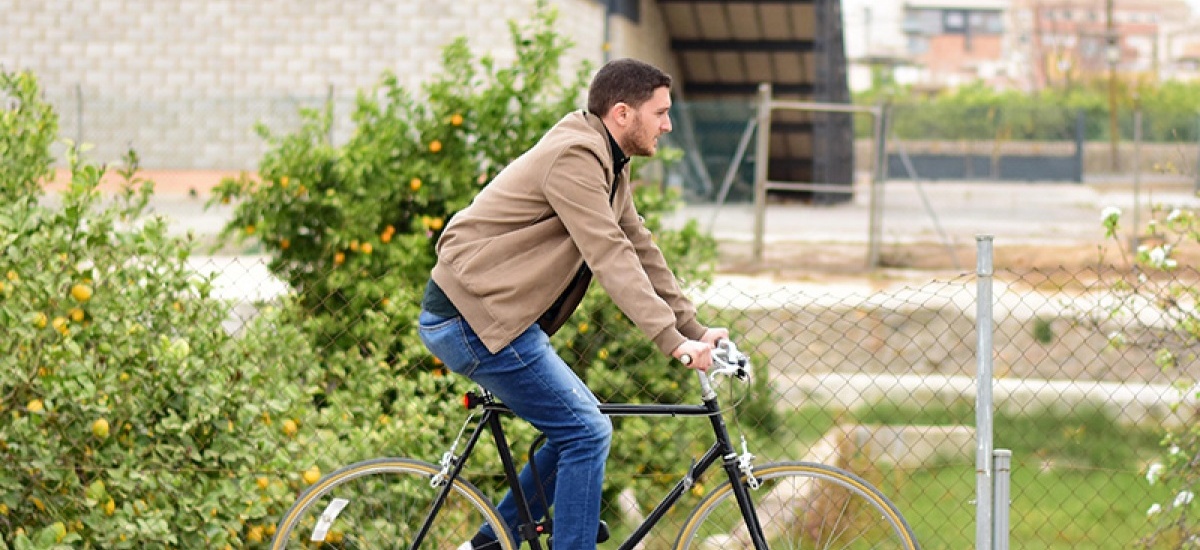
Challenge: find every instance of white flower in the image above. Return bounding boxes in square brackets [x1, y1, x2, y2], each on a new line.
[1170, 445, 1181, 456]
[1167, 208, 1182, 222]
[1149, 247, 1167, 266]
[1147, 503, 1163, 516]
[1174, 491, 1194, 508]
[1147, 463, 1164, 485]
[1101, 206, 1122, 222]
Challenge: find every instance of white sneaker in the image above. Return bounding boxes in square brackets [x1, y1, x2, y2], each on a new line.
[456, 543, 474, 550]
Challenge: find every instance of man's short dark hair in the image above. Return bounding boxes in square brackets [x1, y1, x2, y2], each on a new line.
[587, 58, 672, 117]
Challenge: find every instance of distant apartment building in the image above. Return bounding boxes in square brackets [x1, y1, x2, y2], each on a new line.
[900, 0, 1011, 89]
[1011, 0, 1193, 90]
[846, 0, 1200, 92]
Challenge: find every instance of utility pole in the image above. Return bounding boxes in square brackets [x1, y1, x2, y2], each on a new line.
[1106, 0, 1120, 172]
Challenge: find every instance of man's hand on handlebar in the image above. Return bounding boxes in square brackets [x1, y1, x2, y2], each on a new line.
[673, 328, 730, 372]
[673, 340, 712, 371]
[700, 327, 729, 347]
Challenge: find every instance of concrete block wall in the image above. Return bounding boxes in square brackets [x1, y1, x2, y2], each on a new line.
[1, 0, 674, 170]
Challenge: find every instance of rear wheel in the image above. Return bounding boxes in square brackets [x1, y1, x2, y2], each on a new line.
[676, 461, 919, 550]
[271, 457, 516, 549]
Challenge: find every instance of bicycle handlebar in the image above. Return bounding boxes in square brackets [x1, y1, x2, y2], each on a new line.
[688, 340, 750, 400]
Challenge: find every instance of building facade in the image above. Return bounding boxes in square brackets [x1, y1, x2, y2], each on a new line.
[1011, 0, 1193, 90]
[0, 0, 675, 169]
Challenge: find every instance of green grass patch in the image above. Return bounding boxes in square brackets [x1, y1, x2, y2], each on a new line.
[779, 401, 1169, 549]
[897, 463, 1170, 549]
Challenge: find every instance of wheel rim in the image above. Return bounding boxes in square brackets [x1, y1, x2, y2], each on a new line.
[272, 459, 512, 550]
[678, 463, 917, 550]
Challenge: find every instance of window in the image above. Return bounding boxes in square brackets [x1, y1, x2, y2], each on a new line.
[944, 10, 966, 34]
[907, 36, 930, 55]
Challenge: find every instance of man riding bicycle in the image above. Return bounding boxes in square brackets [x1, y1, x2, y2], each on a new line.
[418, 58, 729, 550]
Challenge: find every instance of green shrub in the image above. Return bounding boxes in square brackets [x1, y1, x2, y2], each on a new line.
[0, 71, 319, 548]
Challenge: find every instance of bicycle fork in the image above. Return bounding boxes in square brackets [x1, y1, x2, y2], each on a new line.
[707, 400, 771, 550]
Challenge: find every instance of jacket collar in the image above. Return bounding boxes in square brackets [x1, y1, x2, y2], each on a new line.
[583, 111, 628, 179]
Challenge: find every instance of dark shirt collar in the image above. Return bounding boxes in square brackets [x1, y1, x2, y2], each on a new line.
[606, 127, 630, 178]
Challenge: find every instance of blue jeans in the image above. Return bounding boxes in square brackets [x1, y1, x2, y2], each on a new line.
[418, 310, 612, 550]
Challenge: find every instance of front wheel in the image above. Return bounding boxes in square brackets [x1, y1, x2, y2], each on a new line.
[676, 461, 919, 550]
[270, 457, 516, 549]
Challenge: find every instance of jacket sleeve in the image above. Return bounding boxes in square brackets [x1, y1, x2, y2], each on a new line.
[614, 174, 707, 341]
[541, 144, 692, 356]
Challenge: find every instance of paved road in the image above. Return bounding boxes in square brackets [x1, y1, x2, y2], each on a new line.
[92, 176, 1200, 276]
[670, 178, 1200, 249]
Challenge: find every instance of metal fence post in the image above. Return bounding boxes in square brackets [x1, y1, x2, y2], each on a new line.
[1194, 114, 1200, 195]
[75, 83, 84, 146]
[976, 235, 995, 550]
[752, 83, 772, 264]
[867, 103, 890, 270]
[1132, 105, 1142, 251]
[993, 449, 1012, 550]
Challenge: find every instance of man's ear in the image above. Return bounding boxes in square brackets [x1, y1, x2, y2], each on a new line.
[611, 102, 631, 125]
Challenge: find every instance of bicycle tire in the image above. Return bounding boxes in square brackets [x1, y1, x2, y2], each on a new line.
[270, 457, 517, 550]
[675, 461, 919, 550]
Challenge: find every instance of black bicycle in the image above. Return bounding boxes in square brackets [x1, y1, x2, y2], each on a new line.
[269, 340, 919, 549]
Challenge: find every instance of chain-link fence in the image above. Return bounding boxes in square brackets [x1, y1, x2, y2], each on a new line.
[187, 252, 1199, 549]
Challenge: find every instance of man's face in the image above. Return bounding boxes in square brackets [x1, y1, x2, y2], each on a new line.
[622, 86, 672, 157]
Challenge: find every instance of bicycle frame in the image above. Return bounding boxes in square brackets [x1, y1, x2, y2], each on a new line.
[414, 389, 771, 550]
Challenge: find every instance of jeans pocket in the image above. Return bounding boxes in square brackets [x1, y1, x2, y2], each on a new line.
[418, 311, 481, 376]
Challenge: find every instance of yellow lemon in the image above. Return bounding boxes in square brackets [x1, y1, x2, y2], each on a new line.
[70, 283, 93, 302]
[103, 498, 115, 516]
[27, 399, 44, 413]
[51, 316, 68, 335]
[256, 476, 270, 490]
[32, 312, 47, 329]
[282, 419, 298, 438]
[409, 177, 422, 192]
[361, 242, 373, 255]
[302, 466, 321, 485]
[450, 113, 464, 126]
[247, 525, 265, 543]
[334, 252, 346, 265]
[92, 418, 110, 439]
[69, 307, 85, 322]
[428, 140, 442, 153]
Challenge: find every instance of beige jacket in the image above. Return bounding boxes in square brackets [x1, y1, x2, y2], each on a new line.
[431, 111, 706, 355]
